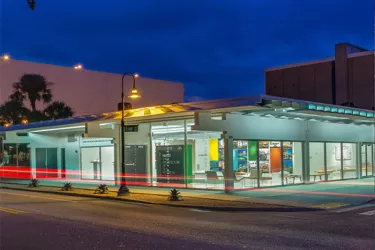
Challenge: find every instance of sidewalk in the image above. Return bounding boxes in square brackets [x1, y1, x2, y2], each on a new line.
[2, 178, 372, 211]
[0, 180, 318, 211]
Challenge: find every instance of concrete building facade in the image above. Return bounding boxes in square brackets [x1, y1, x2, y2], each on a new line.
[0, 58, 185, 115]
[265, 43, 374, 110]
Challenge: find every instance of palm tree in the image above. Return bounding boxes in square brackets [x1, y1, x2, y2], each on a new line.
[44, 101, 74, 120]
[27, 0, 36, 10]
[0, 100, 30, 125]
[11, 74, 53, 112]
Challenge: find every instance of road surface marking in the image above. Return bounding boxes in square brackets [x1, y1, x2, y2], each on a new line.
[312, 202, 349, 209]
[0, 190, 77, 202]
[333, 204, 374, 213]
[359, 210, 375, 216]
[0, 206, 27, 215]
[190, 209, 210, 213]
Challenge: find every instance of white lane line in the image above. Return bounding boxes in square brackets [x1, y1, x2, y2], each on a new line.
[359, 210, 375, 216]
[333, 204, 375, 213]
[0, 190, 78, 202]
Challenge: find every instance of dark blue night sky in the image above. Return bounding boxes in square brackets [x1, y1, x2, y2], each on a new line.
[1, 0, 373, 101]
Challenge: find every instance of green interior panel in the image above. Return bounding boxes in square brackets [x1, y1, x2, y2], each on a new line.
[185, 145, 193, 184]
[248, 141, 257, 161]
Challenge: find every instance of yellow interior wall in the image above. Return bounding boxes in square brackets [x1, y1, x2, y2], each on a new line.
[209, 138, 219, 161]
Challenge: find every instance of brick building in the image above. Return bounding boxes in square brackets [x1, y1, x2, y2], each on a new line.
[265, 43, 374, 110]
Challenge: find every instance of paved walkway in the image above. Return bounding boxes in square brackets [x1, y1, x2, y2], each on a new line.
[1, 177, 373, 210]
[232, 177, 375, 209]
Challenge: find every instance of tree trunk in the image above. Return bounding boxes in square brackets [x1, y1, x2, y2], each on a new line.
[30, 101, 36, 112]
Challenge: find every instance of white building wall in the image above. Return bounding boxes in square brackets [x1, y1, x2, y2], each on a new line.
[194, 112, 374, 143]
[3, 131, 82, 178]
[61, 134, 80, 179]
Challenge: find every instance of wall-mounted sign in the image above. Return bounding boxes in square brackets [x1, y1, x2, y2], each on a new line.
[16, 132, 29, 137]
[125, 125, 139, 132]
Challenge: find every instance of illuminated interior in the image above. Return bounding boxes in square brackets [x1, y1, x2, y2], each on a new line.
[1, 95, 374, 190]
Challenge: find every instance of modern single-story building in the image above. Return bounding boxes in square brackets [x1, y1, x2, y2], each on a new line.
[0, 94, 374, 191]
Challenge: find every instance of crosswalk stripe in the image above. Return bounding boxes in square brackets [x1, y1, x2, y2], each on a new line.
[359, 210, 375, 216]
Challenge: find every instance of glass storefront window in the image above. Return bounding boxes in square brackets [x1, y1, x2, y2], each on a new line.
[309, 142, 325, 182]
[366, 144, 373, 176]
[229, 140, 256, 189]
[236, 140, 258, 188]
[4, 144, 17, 166]
[361, 144, 366, 177]
[0, 143, 30, 178]
[310, 142, 358, 181]
[258, 141, 281, 187]
[1, 143, 30, 167]
[361, 144, 374, 177]
[125, 123, 151, 186]
[185, 119, 224, 190]
[0, 138, 3, 166]
[326, 143, 342, 180]
[17, 144, 31, 167]
[283, 142, 303, 185]
[151, 120, 186, 187]
[342, 143, 357, 179]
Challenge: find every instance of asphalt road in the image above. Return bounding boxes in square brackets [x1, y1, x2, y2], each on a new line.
[0, 189, 374, 250]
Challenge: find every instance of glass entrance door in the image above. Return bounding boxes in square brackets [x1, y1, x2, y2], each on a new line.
[361, 144, 374, 177]
[35, 148, 58, 178]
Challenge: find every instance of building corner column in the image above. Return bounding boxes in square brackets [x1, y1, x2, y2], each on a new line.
[223, 132, 234, 192]
[303, 121, 310, 183]
[356, 142, 362, 179]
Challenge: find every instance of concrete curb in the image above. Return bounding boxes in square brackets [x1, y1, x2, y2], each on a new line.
[0, 186, 322, 212]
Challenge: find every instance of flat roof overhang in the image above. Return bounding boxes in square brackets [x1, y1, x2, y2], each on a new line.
[1, 94, 374, 133]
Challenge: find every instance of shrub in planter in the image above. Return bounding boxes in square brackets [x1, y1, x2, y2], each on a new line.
[28, 179, 39, 188]
[94, 184, 108, 194]
[61, 182, 73, 191]
[168, 188, 183, 201]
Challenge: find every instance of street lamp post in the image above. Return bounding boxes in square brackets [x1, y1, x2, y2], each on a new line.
[117, 72, 140, 196]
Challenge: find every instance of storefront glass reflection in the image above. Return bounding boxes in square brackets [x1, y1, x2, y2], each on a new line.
[17, 144, 31, 167]
[309, 142, 325, 182]
[0, 144, 30, 167]
[310, 142, 357, 181]
[282, 142, 303, 185]
[326, 143, 342, 180]
[0, 143, 30, 178]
